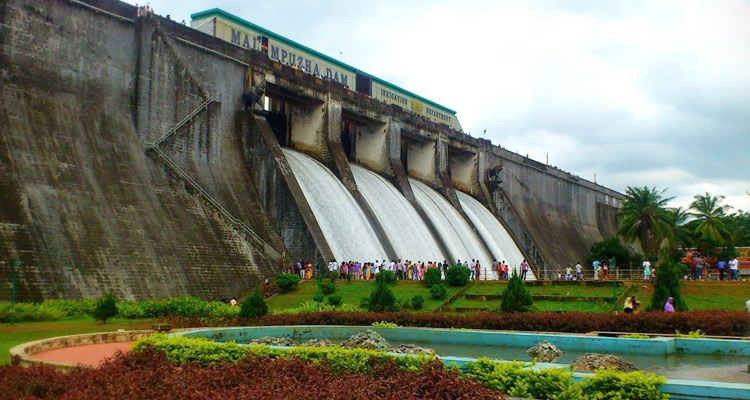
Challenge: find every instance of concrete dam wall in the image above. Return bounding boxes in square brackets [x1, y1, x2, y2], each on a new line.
[0, 0, 622, 301]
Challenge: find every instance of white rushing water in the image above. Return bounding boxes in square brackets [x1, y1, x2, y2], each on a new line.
[350, 164, 445, 263]
[282, 149, 387, 262]
[456, 191, 534, 279]
[409, 179, 493, 271]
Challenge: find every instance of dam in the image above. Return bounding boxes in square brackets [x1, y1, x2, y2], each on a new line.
[0, 0, 621, 300]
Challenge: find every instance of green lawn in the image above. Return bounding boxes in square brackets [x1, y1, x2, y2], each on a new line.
[464, 282, 507, 295]
[450, 297, 498, 309]
[632, 281, 750, 311]
[528, 285, 624, 298]
[0, 317, 153, 365]
[533, 300, 614, 313]
[266, 280, 461, 312]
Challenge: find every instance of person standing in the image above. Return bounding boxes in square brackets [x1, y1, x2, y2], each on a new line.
[729, 256, 739, 281]
[575, 261, 582, 281]
[664, 297, 675, 313]
[592, 259, 600, 279]
[565, 264, 573, 281]
[602, 261, 609, 280]
[643, 259, 651, 280]
[469, 259, 476, 280]
[521, 260, 529, 281]
[693, 255, 705, 280]
[491, 259, 498, 280]
[716, 258, 727, 281]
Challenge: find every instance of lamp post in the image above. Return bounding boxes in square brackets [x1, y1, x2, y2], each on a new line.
[610, 256, 617, 312]
[10, 258, 17, 325]
[316, 261, 322, 312]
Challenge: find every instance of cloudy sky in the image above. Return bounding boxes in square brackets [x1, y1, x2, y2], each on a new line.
[131, 0, 750, 212]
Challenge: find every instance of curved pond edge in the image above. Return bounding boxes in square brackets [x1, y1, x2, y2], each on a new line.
[175, 325, 750, 400]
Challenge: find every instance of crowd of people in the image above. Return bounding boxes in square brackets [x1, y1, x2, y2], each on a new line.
[286, 258, 531, 281]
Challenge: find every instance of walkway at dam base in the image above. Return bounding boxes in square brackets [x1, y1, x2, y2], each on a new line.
[14, 325, 746, 399]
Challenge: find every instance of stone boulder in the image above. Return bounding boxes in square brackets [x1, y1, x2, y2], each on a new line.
[304, 338, 335, 347]
[247, 336, 297, 346]
[525, 340, 564, 362]
[388, 344, 435, 355]
[572, 353, 638, 373]
[340, 330, 389, 351]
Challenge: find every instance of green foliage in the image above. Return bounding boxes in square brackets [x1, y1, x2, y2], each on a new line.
[272, 300, 359, 314]
[375, 270, 397, 285]
[619, 333, 651, 339]
[446, 265, 471, 286]
[582, 369, 668, 400]
[312, 293, 325, 303]
[726, 210, 750, 247]
[92, 291, 118, 323]
[500, 272, 532, 313]
[586, 237, 635, 268]
[647, 261, 688, 312]
[327, 271, 339, 282]
[429, 283, 448, 300]
[689, 192, 734, 250]
[463, 358, 579, 400]
[675, 329, 706, 338]
[133, 334, 433, 373]
[0, 302, 65, 323]
[371, 321, 400, 328]
[239, 292, 268, 318]
[617, 186, 675, 259]
[363, 280, 398, 312]
[276, 273, 301, 292]
[321, 282, 336, 295]
[345, 273, 353, 281]
[423, 267, 442, 288]
[411, 295, 424, 310]
[326, 294, 342, 306]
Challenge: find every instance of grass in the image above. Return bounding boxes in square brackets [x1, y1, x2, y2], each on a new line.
[464, 282, 624, 297]
[265, 280, 461, 312]
[632, 281, 750, 311]
[533, 300, 614, 313]
[0, 317, 153, 365]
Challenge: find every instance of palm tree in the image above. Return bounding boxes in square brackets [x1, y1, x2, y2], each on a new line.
[668, 207, 692, 249]
[617, 186, 675, 259]
[689, 192, 733, 246]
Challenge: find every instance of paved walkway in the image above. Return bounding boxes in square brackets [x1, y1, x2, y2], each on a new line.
[33, 341, 135, 367]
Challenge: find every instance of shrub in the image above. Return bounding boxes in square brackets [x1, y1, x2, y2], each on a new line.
[375, 270, 397, 285]
[312, 293, 325, 303]
[327, 294, 342, 306]
[276, 273, 301, 293]
[446, 265, 471, 286]
[239, 292, 267, 318]
[364, 282, 398, 312]
[429, 284, 448, 300]
[346, 273, 353, 281]
[0, 302, 65, 323]
[500, 272, 532, 313]
[411, 295, 424, 310]
[648, 261, 687, 312]
[273, 300, 360, 315]
[675, 329, 706, 338]
[463, 358, 578, 399]
[371, 321, 400, 328]
[92, 291, 118, 323]
[423, 267, 442, 288]
[327, 271, 339, 282]
[619, 333, 650, 339]
[321, 282, 336, 295]
[582, 369, 668, 400]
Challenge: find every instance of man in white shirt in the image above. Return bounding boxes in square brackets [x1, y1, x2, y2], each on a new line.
[729, 256, 739, 281]
[575, 262, 583, 280]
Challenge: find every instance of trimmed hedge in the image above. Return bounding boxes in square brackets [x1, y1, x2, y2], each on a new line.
[164, 310, 749, 336]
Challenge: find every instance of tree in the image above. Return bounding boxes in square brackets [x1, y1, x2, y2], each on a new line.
[617, 187, 674, 259]
[423, 267, 442, 288]
[726, 210, 750, 247]
[586, 237, 632, 268]
[647, 261, 688, 312]
[446, 265, 471, 286]
[689, 192, 733, 249]
[500, 271, 532, 313]
[240, 291, 268, 318]
[92, 291, 118, 323]
[363, 271, 398, 312]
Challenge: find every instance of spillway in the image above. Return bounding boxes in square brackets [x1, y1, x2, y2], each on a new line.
[409, 179, 493, 270]
[456, 191, 534, 279]
[282, 149, 387, 262]
[350, 164, 445, 263]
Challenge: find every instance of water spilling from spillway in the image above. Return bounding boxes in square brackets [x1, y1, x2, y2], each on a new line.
[282, 149, 387, 262]
[409, 179, 493, 270]
[456, 191, 533, 279]
[350, 164, 444, 263]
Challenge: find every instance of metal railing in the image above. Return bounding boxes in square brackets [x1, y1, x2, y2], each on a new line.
[147, 146, 281, 260]
[145, 97, 215, 149]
